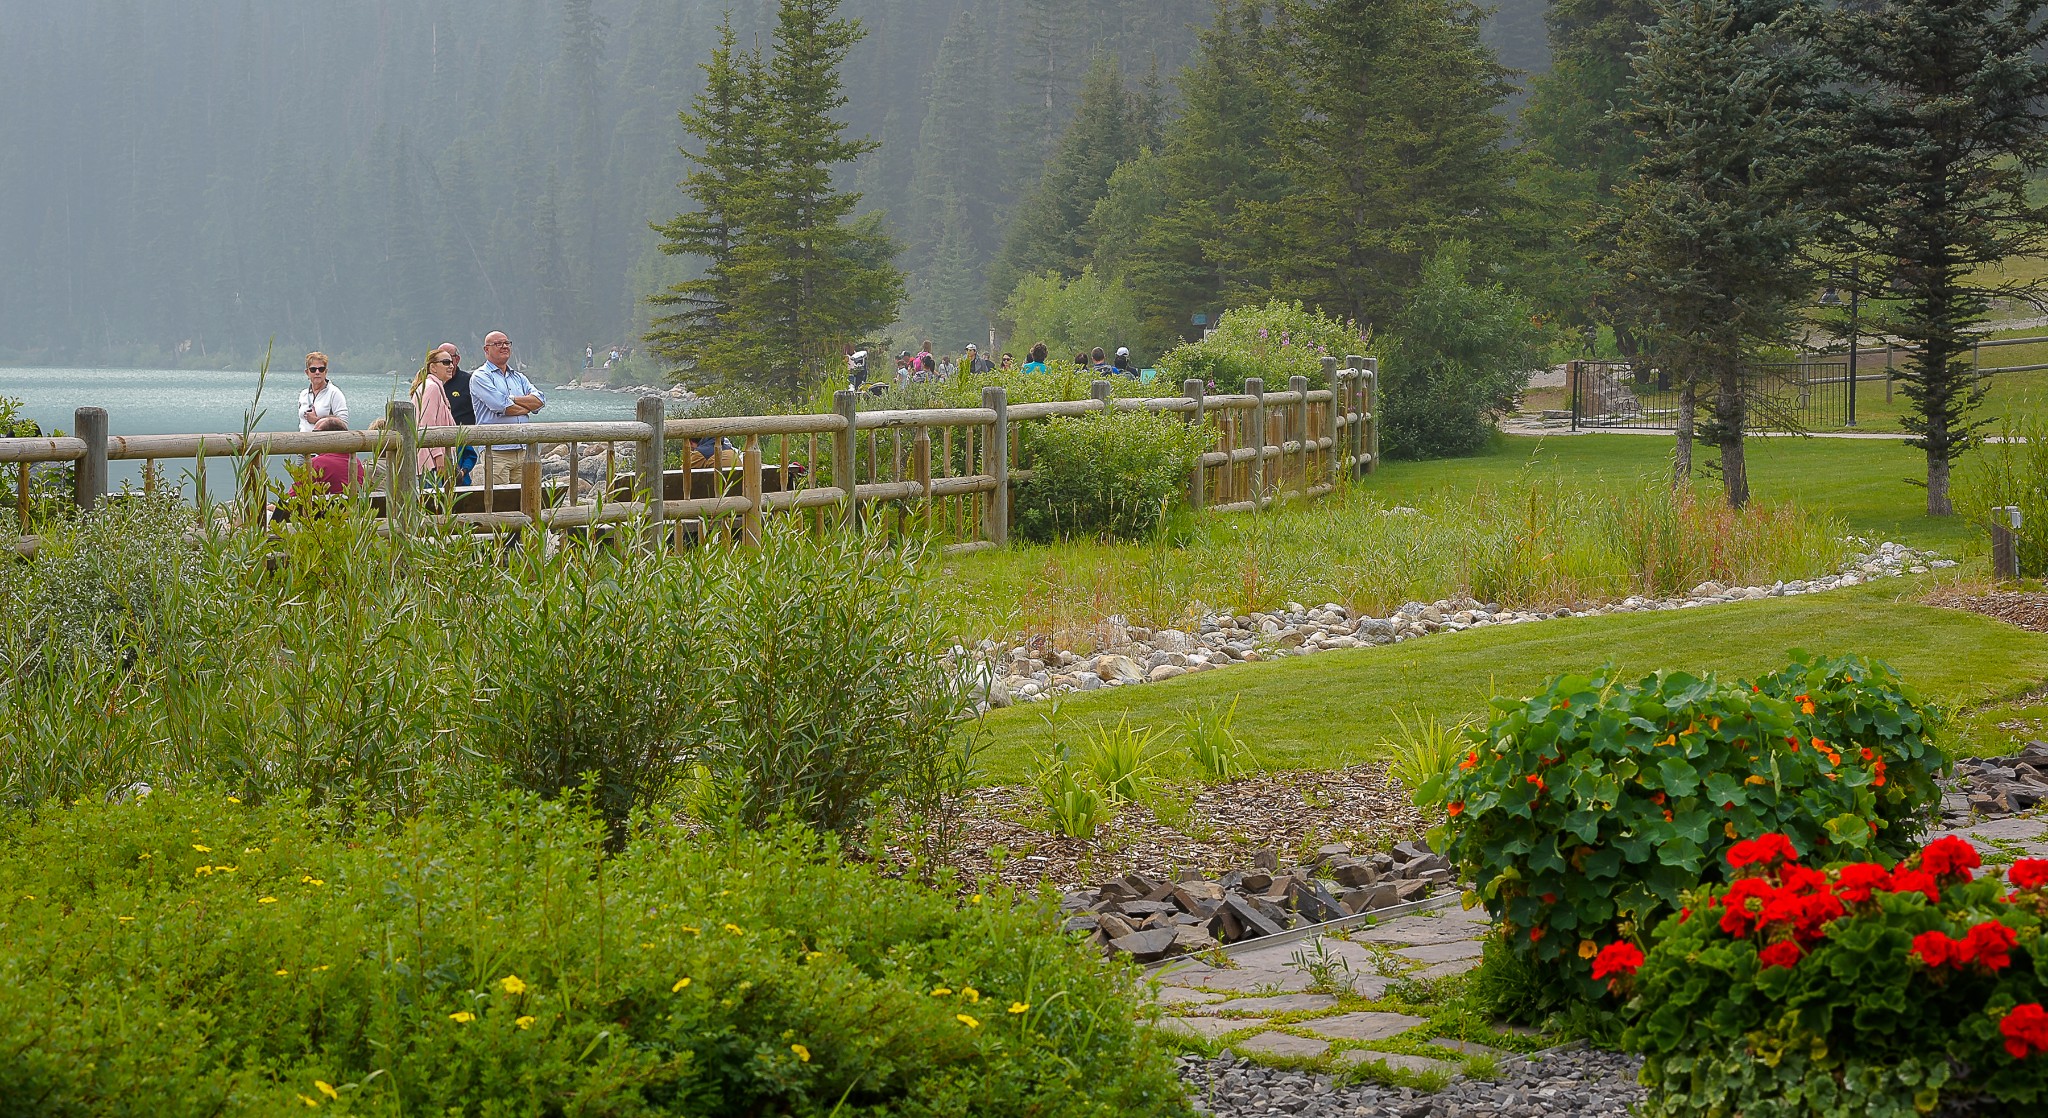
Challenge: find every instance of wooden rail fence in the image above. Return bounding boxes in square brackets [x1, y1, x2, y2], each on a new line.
[5, 357, 1378, 557]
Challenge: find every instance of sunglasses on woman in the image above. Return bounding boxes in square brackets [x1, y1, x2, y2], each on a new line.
[433, 358, 456, 366]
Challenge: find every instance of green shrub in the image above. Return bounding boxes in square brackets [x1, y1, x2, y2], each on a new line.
[1427, 654, 1945, 1011]
[1012, 409, 1210, 543]
[1625, 832, 2048, 1116]
[998, 267, 1143, 364]
[1377, 244, 1546, 459]
[0, 788, 1194, 1116]
[1155, 299, 1366, 393]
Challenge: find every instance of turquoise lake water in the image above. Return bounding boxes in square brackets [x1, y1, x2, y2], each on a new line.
[2, 366, 641, 490]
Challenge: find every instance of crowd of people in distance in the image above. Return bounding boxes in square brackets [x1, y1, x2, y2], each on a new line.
[281, 330, 549, 505]
[848, 339, 1146, 393]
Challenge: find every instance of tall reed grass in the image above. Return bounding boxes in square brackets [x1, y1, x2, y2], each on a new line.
[0, 498, 971, 838]
[938, 478, 1852, 645]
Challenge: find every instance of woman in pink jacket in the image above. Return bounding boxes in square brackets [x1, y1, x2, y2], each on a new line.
[409, 348, 461, 484]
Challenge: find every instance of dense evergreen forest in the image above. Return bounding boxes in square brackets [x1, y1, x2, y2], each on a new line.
[0, 0, 1551, 373]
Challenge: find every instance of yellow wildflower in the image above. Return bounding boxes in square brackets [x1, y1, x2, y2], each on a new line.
[1008, 1002, 1030, 1014]
[300, 876, 325, 886]
[724, 923, 744, 936]
[970, 894, 983, 905]
[194, 866, 214, 877]
[192, 844, 212, 853]
[315, 1081, 339, 1100]
[791, 1044, 811, 1062]
[215, 865, 237, 873]
[501, 975, 528, 996]
[258, 896, 278, 904]
[931, 987, 953, 997]
[243, 847, 261, 854]
[449, 1011, 475, 1023]
[116, 916, 133, 923]
[275, 969, 290, 977]
[226, 797, 242, 804]
[961, 987, 980, 1004]
[297, 1094, 320, 1108]
[956, 1013, 980, 1028]
[672, 977, 692, 992]
[137, 852, 152, 859]
[312, 965, 330, 972]
[516, 1015, 536, 1030]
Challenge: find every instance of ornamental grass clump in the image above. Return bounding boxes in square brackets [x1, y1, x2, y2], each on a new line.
[1626, 832, 2048, 1116]
[1427, 653, 1945, 1011]
[0, 787, 1194, 1117]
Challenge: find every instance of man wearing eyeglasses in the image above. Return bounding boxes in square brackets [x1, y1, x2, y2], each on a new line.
[469, 331, 546, 487]
[298, 352, 348, 432]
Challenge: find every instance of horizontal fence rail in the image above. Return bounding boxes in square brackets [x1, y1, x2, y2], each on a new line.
[5, 358, 1380, 556]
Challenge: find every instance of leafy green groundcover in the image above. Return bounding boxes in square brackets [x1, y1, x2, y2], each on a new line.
[1622, 833, 2048, 1116]
[0, 791, 1191, 1117]
[1429, 653, 1945, 1004]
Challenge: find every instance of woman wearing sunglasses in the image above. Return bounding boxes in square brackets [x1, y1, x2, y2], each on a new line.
[298, 352, 348, 432]
[409, 348, 461, 484]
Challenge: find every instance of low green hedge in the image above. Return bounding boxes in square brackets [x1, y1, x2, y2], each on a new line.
[1013, 409, 1211, 543]
[1428, 653, 1946, 1008]
[0, 790, 1192, 1116]
[1625, 832, 2048, 1116]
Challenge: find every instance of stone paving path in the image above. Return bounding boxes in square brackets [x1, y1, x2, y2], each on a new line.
[1147, 810, 2048, 1094]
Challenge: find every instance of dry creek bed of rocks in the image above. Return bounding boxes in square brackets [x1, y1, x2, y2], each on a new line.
[1177, 1047, 1646, 1118]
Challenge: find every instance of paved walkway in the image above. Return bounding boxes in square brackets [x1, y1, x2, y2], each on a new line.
[1147, 812, 2048, 1083]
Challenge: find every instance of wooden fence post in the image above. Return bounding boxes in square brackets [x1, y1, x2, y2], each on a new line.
[834, 389, 858, 527]
[636, 394, 666, 548]
[1246, 377, 1266, 507]
[1289, 374, 1309, 497]
[1363, 358, 1381, 475]
[520, 452, 543, 538]
[387, 399, 418, 520]
[1183, 377, 1207, 513]
[1344, 356, 1364, 474]
[1092, 379, 1114, 413]
[73, 406, 107, 514]
[1993, 506, 2023, 579]
[1321, 357, 1340, 487]
[982, 385, 1009, 546]
[914, 427, 932, 506]
[741, 435, 763, 548]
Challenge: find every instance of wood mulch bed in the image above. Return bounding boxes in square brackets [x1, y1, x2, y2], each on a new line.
[1926, 589, 2048, 633]
[943, 763, 1426, 892]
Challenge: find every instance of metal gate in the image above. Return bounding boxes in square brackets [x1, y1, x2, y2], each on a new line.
[1569, 359, 1855, 433]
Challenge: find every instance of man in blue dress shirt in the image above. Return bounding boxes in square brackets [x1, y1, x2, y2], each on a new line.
[469, 330, 547, 487]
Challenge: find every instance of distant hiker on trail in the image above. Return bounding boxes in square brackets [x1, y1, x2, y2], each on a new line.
[410, 348, 460, 481]
[963, 343, 993, 377]
[470, 331, 547, 487]
[1000, 353, 1015, 372]
[298, 353, 347, 432]
[585, 345, 594, 371]
[1113, 347, 1138, 377]
[895, 351, 914, 385]
[1091, 347, 1117, 378]
[917, 340, 936, 378]
[293, 416, 365, 497]
[848, 348, 869, 391]
[1022, 343, 1049, 375]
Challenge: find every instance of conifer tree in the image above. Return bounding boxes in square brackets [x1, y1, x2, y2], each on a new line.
[1821, 0, 2048, 516]
[1247, 0, 1513, 326]
[1597, 0, 1821, 507]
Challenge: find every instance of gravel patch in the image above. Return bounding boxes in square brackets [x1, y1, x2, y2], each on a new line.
[1175, 1046, 1645, 1118]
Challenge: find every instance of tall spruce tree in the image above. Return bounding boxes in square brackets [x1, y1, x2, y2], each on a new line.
[1822, 0, 2048, 516]
[904, 11, 1005, 348]
[648, 1, 902, 400]
[1246, 0, 1513, 327]
[1597, 0, 1821, 507]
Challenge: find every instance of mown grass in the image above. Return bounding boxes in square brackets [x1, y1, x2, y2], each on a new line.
[970, 580, 2048, 784]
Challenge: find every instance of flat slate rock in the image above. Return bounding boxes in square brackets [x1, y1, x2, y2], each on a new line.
[1296, 1011, 1429, 1042]
[1189, 992, 1338, 1016]
[1152, 986, 1225, 1006]
[1232, 1031, 1332, 1059]
[1156, 1015, 1252, 1041]
[1394, 939, 1485, 965]
[1337, 1049, 1460, 1076]
[1429, 1037, 1511, 1059]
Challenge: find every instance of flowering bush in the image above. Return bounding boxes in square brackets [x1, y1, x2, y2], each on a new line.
[0, 789, 1193, 1116]
[1427, 653, 1945, 1006]
[1626, 833, 2048, 1116]
[1155, 299, 1367, 393]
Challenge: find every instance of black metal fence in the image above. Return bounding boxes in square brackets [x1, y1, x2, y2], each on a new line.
[1569, 359, 1855, 432]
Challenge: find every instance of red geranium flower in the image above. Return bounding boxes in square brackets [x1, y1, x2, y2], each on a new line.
[1968, 921, 2019, 971]
[1889, 867, 1940, 903]
[1591, 942, 1645, 981]
[2011, 859, 2048, 890]
[1447, 801, 1464, 817]
[2003, 1004, 2048, 1060]
[1912, 930, 1962, 968]
[1758, 941, 1804, 968]
[1719, 878, 1777, 937]
[1834, 862, 1890, 904]
[1920, 836, 1982, 880]
[1728, 833, 1801, 870]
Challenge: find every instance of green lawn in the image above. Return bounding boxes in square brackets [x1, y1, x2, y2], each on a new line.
[1371, 433, 1981, 552]
[972, 581, 2048, 784]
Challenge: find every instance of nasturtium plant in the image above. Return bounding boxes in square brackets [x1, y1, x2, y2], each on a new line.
[1625, 834, 2048, 1116]
[1426, 653, 1945, 1002]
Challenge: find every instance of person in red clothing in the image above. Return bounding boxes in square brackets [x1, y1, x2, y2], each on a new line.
[292, 416, 365, 497]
